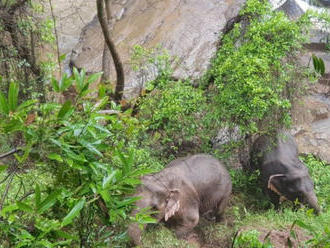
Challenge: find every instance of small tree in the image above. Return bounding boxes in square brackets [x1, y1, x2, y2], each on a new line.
[96, 0, 125, 103]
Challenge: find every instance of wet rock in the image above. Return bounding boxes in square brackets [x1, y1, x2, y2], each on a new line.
[50, 0, 97, 54]
[276, 0, 304, 19]
[70, 0, 246, 98]
[291, 83, 330, 163]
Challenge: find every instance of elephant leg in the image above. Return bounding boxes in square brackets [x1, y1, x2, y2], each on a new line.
[215, 196, 229, 223]
[174, 208, 199, 239]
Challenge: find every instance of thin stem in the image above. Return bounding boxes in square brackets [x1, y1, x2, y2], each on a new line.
[48, 0, 62, 77]
[0, 173, 15, 211]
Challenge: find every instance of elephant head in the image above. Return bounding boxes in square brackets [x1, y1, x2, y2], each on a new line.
[267, 169, 320, 214]
[128, 174, 183, 245]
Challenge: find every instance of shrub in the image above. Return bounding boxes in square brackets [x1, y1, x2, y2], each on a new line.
[0, 71, 158, 247]
[233, 229, 273, 248]
[138, 80, 207, 156]
[207, 0, 313, 135]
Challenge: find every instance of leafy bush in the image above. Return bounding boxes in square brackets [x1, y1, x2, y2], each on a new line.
[233, 229, 272, 248]
[206, 0, 313, 134]
[0, 71, 158, 247]
[138, 80, 207, 156]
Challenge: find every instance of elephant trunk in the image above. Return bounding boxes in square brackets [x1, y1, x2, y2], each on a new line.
[304, 191, 320, 215]
[128, 221, 144, 246]
[128, 198, 150, 245]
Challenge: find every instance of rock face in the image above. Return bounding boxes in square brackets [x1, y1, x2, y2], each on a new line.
[70, 0, 246, 97]
[291, 82, 330, 163]
[51, 0, 96, 54]
[290, 26, 330, 164]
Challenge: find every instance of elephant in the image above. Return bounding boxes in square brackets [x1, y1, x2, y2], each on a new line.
[128, 154, 232, 246]
[249, 131, 320, 214]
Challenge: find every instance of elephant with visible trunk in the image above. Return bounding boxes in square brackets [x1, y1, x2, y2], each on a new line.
[128, 154, 232, 246]
[250, 131, 320, 214]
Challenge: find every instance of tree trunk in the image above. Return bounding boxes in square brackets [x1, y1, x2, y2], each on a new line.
[101, 0, 112, 83]
[96, 0, 125, 103]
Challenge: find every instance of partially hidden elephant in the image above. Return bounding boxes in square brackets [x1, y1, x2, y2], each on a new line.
[250, 131, 320, 214]
[128, 154, 232, 246]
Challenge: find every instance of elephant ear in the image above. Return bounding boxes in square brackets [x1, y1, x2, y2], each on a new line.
[164, 190, 180, 221]
[268, 174, 288, 202]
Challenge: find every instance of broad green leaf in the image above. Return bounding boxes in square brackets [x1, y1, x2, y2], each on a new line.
[93, 124, 111, 135]
[0, 164, 8, 173]
[35, 240, 52, 248]
[65, 150, 87, 162]
[115, 196, 140, 208]
[295, 220, 315, 234]
[58, 100, 72, 119]
[59, 74, 73, 92]
[92, 96, 109, 111]
[14, 144, 31, 163]
[91, 162, 108, 172]
[117, 150, 133, 174]
[35, 184, 41, 209]
[0, 204, 18, 216]
[61, 197, 85, 227]
[79, 139, 103, 157]
[122, 178, 141, 186]
[98, 83, 106, 98]
[16, 99, 37, 112]
[48, 153, 63, 162]
[19, 229, 35, 240]
[37, 189, 61, 214]
[59, 53, 67, 62]
[78, 83, 90, 97]
[73, 67, 85, 92]
[55, 230, 79, 240]
[99, 189, 110, 202]
[102, 170, 118, 189]
[4, 119, 23, 133]
[0, 91, 9, 115]
[50, 138, 62, 148]
[17, 201, 34, 213]
[8, 82, 19, 111]
[51, 77, 60, 92]
[87, 72, 102, 85]
[319, 57, 325, 76]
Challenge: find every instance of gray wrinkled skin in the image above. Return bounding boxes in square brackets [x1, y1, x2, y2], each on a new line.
[250, 131, 320, 214]
[128, 154, 232, 246]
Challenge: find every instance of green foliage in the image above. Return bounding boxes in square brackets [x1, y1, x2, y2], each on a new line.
[138, 80, 207, 156]
[0, 0, 56, 101]
[312, 54, 325, 76]
[302, 154, 330, 210]
[293, 219, 330, 248]
[131, 45, 173, 88]
[233, 229, 272, 248]
[206, 0, 313, 134]
[0, 71, 159, 247]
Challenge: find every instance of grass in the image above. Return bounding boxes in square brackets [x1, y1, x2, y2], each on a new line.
[140, 154, 330, 247]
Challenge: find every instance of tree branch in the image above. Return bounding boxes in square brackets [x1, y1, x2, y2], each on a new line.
[0, 173, 15, 211]
[0, 148, 21, 160]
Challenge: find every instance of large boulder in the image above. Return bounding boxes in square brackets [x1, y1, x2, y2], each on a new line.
[70, 0, 245, 98]
[291, 82, 330, 163]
